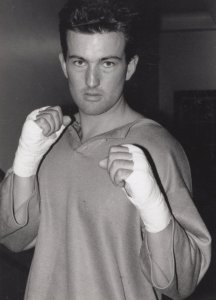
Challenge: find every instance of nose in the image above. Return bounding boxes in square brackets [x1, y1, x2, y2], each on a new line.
[85, 65, 100, 88]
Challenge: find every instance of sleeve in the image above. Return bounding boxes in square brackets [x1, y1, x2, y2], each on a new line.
[139, 139, 211, 299]
[0, 169, 40, 252]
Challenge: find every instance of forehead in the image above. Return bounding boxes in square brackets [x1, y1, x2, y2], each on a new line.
[66, 31, 126, 59]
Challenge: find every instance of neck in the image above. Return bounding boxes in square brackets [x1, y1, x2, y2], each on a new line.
[78, 96, 142, 142]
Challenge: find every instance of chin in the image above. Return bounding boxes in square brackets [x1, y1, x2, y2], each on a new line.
[81, 108, 107, 116]
[80, 105, 112, 116]
[77, 101, 109, 116]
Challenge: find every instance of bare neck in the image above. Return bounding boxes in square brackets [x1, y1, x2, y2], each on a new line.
[78, 98, 143, 142]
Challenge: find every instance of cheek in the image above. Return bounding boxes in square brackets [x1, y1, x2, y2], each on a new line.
[67, 74, 83, 101]
[114, 67, 127, 84]
[67, 71, 84, 88]
[106, 71, 126, 91]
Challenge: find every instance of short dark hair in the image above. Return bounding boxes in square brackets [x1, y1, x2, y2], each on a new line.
[58, 0, 141, 63]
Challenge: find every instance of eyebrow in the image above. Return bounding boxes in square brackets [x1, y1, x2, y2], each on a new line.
[68, 55, 122, 61]
[101, 56, 122, 61]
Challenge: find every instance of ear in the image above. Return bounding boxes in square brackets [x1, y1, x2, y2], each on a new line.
[126, 55, 139, 81]
[59, 53, 68, 79]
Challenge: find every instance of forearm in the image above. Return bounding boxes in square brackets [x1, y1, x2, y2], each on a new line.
[146, 220, 173, 287]
[13, 174, 36, 224]
[0, 171, 40, 251]
[140, 214, 211, 299]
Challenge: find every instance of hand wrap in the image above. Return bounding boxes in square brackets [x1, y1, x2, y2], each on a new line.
[13, 107, 65, 177]
[123, 144, 171, 233]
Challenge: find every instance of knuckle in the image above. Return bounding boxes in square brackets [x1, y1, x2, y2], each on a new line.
[52, 110, 59, 120]
[37, 117, 47, 125]
[54, 105, 61, 112]
[109, 146, 117, 153]
[54, 106, 62, 118]
[36, 117, 50, 131]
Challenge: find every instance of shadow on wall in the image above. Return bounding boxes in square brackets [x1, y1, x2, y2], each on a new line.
[0, 169, 5, 181]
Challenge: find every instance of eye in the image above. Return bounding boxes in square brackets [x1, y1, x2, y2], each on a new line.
[73, 59, 86, 67]
[103, 61, 115, 68]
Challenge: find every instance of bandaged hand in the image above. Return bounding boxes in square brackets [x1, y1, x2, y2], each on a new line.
[99, 144, 171, 233]
[13, 106, 71, 177]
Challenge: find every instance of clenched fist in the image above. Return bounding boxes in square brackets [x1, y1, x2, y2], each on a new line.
[13, 106, 71, 177]
[99, 144, 171, 233]
[35, 106, 71, 137]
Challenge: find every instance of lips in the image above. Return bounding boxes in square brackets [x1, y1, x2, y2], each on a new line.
[84, 92, 102, 101]
[85, 93, 101, 96]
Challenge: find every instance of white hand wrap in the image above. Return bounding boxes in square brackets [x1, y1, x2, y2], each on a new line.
[123, 144, 171, 233]
[13, 107, 65, 177]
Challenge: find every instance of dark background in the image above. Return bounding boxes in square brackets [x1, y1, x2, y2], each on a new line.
[0, 0, 216, 299]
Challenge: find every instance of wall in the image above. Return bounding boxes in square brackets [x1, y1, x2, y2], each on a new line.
[0, 0, 72, 172]
[159, 29, 216, 115]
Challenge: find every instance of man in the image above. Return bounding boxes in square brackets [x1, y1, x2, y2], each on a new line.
[0, 0, 211, 299]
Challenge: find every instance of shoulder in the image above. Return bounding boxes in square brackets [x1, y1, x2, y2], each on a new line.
[127, 118, 180, 153]
[125, 118, 192, 192]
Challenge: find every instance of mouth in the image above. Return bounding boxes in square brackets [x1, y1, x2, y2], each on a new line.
[84, 92, 102, 102]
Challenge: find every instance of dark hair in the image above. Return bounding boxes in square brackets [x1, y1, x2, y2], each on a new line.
[58, 0, 141, 63]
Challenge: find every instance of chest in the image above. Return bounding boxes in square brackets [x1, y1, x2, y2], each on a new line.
[38, 141, 139, 231]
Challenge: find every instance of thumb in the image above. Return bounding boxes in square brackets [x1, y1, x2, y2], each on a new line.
[63, 115, 72, 126]
[51, 116, 71, 139]
[99, 158, 108, 169]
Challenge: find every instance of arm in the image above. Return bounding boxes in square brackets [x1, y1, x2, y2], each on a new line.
[141, 207, 211, 299]
[146, 221, 173, 287]
[99, 144, 172, 284]
[0, 170, 40, 251]
[13, 175, 36, 224]
[139, 145, 211, 299]
[99, 143, 211, 298]
[12, 106, 71, 224]
[0, 106, 71, 251]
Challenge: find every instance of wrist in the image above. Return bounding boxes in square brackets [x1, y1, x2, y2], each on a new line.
[13, 119, 49, 177]
[139, 192, 171, 233]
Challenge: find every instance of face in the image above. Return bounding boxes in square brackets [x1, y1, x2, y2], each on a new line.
[59, 30, 138, 116]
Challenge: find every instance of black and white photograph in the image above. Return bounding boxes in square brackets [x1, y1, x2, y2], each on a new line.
[0, 1, 215, 299]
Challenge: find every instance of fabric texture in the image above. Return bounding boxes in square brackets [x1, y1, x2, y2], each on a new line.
[0, 118, 211, 300]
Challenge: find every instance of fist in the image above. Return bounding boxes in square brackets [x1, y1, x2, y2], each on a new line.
[13, 106, 72, 177]
[35, 106, 71, 137]
[99, 145, 134, 188]
[99, 144, 171, 232]
[99, 144, 160, 208]
[100, 144, 171, 232]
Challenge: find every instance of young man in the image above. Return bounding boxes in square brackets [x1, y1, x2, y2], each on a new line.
[0, 1, 211, 299]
